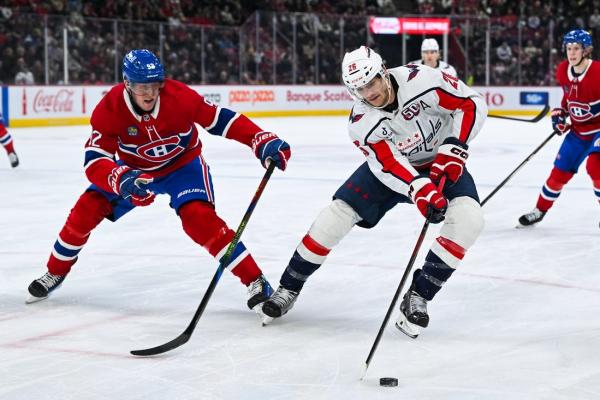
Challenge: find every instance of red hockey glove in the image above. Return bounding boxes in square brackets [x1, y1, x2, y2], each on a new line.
[252, 132, 291, 171]
[551, 108, 570, 135]
[430, 137, 469, 184]
[409, 176, 448, 224]
[109, 166, 155, 206]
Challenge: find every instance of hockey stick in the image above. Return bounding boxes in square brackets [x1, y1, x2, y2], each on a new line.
[481, 131, 558, 206]
[131, 162, 276, 356]
[362, 176, 447, 378]
[488, 104, 549, 123]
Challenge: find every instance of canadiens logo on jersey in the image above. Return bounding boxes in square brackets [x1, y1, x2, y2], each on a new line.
[137, 137, 185, 162]
[119, 125, 195, 163]
[568, 100, 600, 123]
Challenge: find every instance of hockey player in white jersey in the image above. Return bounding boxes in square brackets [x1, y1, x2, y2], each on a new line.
[262, 46, 486, 338]
[411, 38, 458, 78]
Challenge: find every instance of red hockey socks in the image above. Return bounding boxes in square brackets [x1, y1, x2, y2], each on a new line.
[179, 201, 261, 285]
[47, 191, 112, 275]
[0, 124, 15, 154]
[586, 153, 600, 205]
[536, 167, 574, 212]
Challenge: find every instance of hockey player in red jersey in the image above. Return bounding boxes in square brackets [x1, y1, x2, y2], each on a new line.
[519, 29, 600, 227]
[262, 46, 486, 338]
[26, 49, 291, 315]
[0, 116, 19, 168]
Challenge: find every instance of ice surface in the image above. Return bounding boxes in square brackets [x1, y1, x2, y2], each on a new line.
[1, 116, 599, 400]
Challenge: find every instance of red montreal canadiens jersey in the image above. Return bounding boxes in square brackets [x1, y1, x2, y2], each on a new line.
[556, 60, 600, 139]
[84, 79, 262, 193]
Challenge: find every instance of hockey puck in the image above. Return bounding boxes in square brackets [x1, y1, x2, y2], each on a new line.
[379, 377, 398, 387]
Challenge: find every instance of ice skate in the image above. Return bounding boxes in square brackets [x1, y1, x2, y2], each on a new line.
[261, 286, 299, 325]
[517, 208, 546, 227]
[26, 272, 67, 304]
[395, 287, 429, 339]
[247, 274, 273, 317]
[8, 152, 19, 168]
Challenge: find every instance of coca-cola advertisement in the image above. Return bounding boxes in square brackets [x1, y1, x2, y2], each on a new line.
[32, 88, 75, 113]
[9, 85, 111, 127]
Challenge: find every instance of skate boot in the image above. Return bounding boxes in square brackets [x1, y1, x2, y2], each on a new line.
[8, 152, 19, 168]
[261, 286, 299, 325]
[26, 272, 67, 304]
[247, 274, 273, 312]
[395, 285, 429, 339]
[518, 208, 546, 227]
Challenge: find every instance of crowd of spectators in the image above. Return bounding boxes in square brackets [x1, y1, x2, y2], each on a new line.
[1, 1, 599, 86]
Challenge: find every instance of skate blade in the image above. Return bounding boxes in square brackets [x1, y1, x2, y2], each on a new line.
[515, 223, 535, 229]
[25, 295, 48, 304]
[394, 318, 420, 339]
[252, 304, 274, 326]
[261, 316, 274, 326]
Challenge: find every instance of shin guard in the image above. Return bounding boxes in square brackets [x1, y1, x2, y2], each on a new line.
[179, 201, 261, 285]
[47, 191, 112, 275]
[536, 167, 574, 212]
[280, 200, 360, 291]
[586, 153, 600, 205]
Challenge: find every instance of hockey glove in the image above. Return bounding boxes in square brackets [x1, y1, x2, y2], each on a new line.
[430, 137, 469, 184]
[551, 108, 570, 135]
[409, 176, 448, 224]
[252, 131, 291, 171]
[109, 166, 155, 206]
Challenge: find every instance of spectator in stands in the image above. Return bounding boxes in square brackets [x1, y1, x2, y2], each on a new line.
[1, 0, 596, 86]
[2, 47, 17, 81]
[589, 9, 600, 30]
[496, 41, 512, 62]
[14, 57, 34, 84]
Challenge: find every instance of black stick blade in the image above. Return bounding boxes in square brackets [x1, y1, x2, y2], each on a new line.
[530, 104, 550, 122]
[130, 333, 190, 356]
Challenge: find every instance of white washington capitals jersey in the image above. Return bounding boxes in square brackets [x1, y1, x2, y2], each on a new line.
[348, 64, 487, 196]
[410, 59, 458, 78]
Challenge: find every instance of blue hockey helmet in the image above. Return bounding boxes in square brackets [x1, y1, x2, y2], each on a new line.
[122, 49, 165, 83]
[562, 29, 593, 49]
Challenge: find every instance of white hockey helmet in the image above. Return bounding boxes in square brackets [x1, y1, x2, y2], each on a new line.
[421, 38, 439, 52]
[341, 46, 390, 107]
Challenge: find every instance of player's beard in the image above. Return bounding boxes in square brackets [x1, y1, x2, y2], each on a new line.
[364, 74, 393, 109]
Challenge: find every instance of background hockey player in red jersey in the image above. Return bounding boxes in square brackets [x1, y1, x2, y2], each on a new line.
[0, 115, 19, 168]
[519, 29, 600, 227]
[410, 38, 458, 78]
[26, 49, 291, 315]
[262, 46, 486, 338]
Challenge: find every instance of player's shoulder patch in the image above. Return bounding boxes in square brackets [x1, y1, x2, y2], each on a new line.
[404, 64, 421, 82]
[350, 112, 364, 123]
[556, 60, 570, 83]
[349, 106, 365, 123]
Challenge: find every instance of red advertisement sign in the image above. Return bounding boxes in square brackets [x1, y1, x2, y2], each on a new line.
[370, 17, 450, 35]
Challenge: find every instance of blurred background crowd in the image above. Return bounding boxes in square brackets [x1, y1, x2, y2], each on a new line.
[0, 0, 598, 86]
